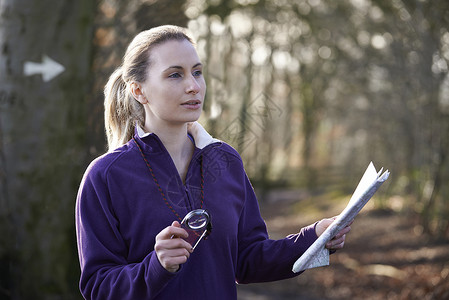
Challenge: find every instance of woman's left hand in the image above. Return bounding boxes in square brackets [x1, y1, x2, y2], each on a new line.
[315, 216, 352, 250]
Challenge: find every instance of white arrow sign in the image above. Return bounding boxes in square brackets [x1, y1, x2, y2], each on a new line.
[24, 55, 65, 82]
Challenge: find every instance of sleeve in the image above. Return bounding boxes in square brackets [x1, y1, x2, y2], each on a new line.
[75, 163, 176, 299]
[235, 173, 318, 284]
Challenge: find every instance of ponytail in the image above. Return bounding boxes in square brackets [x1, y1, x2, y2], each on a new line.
[104, 67, 144, 151]
[103, 25, 194, 151]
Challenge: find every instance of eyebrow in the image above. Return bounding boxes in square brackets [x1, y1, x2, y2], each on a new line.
[164, 63, 202, 72]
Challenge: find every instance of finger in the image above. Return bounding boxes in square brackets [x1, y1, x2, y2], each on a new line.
[157, 247, 191, 261]
[157, 249, 191, 273]
[156, 223, 189, 241]
[155, 241, 192, 266]
[327, 241, 345, 250]
[166, 266, 180, 273]
[333, 225, 351, 239]
[316, 218, 333, 237]
[329, 226, 350, 244]
[155, 237, 193, 252]
[326, 235, 346, 249]
[169, 221, 191, 241]
[171, 221, 189, 239]
[324, 217, 337, 226]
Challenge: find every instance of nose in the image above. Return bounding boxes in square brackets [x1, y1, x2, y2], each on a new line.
[185, 75, 201, 94]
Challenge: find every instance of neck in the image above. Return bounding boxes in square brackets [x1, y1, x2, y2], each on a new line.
[146, 121, 188, 149]
[144, 121, 194, 183]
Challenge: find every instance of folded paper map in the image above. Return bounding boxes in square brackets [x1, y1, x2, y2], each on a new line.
[292, 162, 390, 273]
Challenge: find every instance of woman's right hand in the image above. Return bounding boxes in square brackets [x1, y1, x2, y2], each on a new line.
[154, 221, 193, 273]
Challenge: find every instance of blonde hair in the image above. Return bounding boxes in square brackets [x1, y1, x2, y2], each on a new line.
[104, 25, 194, 151]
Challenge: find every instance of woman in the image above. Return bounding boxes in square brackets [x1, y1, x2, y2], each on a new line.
[75, 25, 351, 299]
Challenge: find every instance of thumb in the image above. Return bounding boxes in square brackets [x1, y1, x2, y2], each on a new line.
[170, 221, 189, 240]
[316, 217, 336, 237]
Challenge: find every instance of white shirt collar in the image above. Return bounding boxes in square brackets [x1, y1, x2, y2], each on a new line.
[136, 122, 220, 150]
[136, 125, 151, 138]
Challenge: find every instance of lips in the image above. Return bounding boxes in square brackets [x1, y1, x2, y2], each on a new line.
[181, 100, 202, 106]
[181, 99, 202, 110]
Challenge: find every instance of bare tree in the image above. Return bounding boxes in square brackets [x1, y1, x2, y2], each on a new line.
[0, 0, 96, 298]
[192, 0, 449, 237]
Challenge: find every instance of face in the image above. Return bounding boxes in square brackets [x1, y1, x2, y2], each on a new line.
[134, 39, 206, 130]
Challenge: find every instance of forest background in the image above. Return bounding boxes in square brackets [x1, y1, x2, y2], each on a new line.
[0, 0, 448, 299]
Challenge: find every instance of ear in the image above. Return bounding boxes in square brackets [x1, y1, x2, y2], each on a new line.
[130, 82, 148, 104]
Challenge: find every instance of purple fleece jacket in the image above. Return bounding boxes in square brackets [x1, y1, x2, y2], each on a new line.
[75, 123, 318, 300]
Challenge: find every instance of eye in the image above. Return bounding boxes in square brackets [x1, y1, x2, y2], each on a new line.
[168, 72, 182, 79]
[193, 69, 203, 77]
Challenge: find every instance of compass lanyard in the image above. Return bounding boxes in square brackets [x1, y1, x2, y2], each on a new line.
[132, 137, 205, 222]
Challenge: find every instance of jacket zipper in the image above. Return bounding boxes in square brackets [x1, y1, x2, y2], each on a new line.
[184, 185, 194, 211]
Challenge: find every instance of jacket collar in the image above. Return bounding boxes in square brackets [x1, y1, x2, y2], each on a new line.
[136, 121, 221, 150]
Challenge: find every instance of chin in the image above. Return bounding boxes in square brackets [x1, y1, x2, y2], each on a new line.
[186, 111, 202, 122]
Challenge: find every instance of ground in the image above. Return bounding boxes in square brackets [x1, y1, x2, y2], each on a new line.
[236, 189, 449, 300]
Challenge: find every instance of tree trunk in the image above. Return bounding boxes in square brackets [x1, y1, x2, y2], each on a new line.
[0, 0, 95, 298]
[1, 0, 190, 298]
